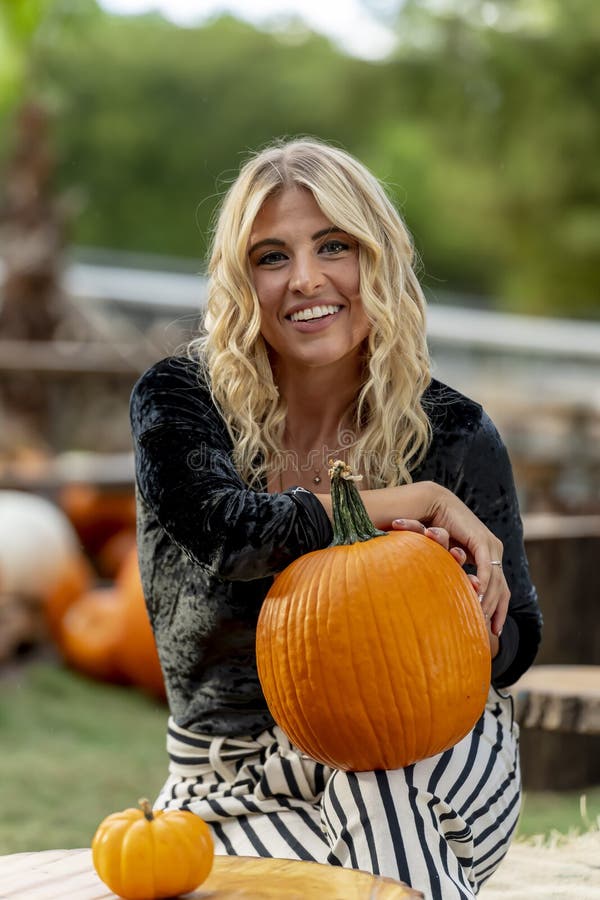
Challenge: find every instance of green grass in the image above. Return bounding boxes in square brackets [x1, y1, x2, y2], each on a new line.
[518, 789, 600, 839]
[1, 661, 599, 855]
[0, 659, 168, 854]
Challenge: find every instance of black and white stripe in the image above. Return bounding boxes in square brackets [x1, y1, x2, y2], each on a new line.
[155, 686, 520, 898]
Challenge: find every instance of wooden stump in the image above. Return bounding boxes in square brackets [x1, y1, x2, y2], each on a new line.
[523, 516, 600, 667]
[514, 665, 600, 790]
[514, 666, 600, 735]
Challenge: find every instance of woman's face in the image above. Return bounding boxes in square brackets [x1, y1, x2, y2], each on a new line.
[248, 186, 371, 372]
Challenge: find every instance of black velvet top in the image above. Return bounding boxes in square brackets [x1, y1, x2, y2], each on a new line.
[130, 355, 542, 737]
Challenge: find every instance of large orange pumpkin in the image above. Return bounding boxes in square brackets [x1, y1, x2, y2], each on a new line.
[114, 547, 166, 699]
[96, 527, 137, 579]
[58, 484, 137, 557]
[44, 553, 94, 641]
[256, 460, 491, 772]
[59, 587, 125, 683]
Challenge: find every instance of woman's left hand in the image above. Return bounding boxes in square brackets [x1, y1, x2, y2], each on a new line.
[392, 519, 500, 658]
[392, 517, 467, 565]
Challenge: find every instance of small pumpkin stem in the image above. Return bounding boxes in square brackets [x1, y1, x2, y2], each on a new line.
[138, 798, 154, 821]
[328, 459, 387, 546]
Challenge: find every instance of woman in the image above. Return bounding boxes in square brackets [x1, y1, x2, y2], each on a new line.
[130, 138, 542, 899]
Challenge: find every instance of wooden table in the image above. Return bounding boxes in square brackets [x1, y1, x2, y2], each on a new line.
[0, 849, 422, 899]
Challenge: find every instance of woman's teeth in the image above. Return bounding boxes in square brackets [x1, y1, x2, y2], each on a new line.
[289, 305, 341, 322]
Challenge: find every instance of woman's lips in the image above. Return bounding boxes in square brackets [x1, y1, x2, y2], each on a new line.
[286, 307, 343, 333]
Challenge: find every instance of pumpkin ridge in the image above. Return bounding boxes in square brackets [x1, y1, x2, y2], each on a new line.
[174, 819, 201, 884]
[349, 543, 392, 763]
[378, 535, 430, 763]
[356, 538, 407, 765]
[272, 560, 324, 756]
[397, 542, 432, 760]
[410, 539, 446, 753]
[404, 545, 440, 758]
[258, 575, 291, 744]
[290, 559, 354, 767]
[421, 547, 488, 751]
[153, 813, 192, 895]
[283, 568, 316, 753]
[321, 549, 363, 767]
[303, 559, 330, 761]
[93, 814, 132, 892]
[304, 553, 343, 765]
[119, 818, 149, 899]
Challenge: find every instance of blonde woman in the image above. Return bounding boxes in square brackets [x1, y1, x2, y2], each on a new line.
[130, 138, 541, 899]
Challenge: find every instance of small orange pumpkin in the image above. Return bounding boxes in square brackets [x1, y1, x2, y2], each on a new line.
[92, 798, 214, 900]
[256, 460, 491, 772]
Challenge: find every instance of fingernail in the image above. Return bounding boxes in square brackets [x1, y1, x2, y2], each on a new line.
[392, 519, 405, 526]
[478, 593, 485, 603]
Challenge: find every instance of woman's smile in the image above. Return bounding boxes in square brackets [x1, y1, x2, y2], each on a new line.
[286, 303, 344, 332]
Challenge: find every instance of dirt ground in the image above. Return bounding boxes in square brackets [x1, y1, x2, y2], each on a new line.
[480, 830, 600, 899]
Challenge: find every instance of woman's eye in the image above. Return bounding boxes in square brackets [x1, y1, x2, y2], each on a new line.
[257, 250, 287, 265]
[320, 240, 350, 254]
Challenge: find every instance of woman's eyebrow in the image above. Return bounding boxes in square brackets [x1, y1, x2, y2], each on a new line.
[248, 237, 285, 256]
[312, 227, 346, 240]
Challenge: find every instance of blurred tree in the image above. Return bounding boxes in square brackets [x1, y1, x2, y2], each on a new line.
[0, 0, 98, 343]
[15, 0, 599, 318]
[0, 0, 99, 449]
[375, 0, 600, 314]
[39, 12, 389, 261]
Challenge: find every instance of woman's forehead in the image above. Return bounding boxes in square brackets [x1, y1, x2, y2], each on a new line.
[250, 187, 332, 240]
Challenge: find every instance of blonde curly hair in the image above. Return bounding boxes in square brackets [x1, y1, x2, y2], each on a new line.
[188, 137, 432, 489]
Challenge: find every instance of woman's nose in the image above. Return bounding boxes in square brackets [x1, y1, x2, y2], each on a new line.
[289, 254, 324, 295]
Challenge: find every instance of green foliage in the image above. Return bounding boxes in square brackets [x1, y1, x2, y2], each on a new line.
[0, 0, 101, 117]
[0, 0, 54, 46]
[37, 13, 386, 261]
[3, 0, 597, 316]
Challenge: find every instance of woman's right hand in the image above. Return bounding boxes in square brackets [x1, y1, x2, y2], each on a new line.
[357, 480, 509, 638]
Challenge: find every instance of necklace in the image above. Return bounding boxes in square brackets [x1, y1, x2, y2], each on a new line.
[310, 459, 325, 485]
[277, 453, 330, 491]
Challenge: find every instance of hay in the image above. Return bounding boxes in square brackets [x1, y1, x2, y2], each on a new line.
[480, 820, 600, 899]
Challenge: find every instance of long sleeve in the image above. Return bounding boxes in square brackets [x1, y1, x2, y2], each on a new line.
[416, 381, 542, 687]
[455, 410, 543, 687]
[130, 356, 332, 582]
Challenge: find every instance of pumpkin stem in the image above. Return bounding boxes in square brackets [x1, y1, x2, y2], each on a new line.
[138, 798, 154, 821]
[328, 459, 387, 546]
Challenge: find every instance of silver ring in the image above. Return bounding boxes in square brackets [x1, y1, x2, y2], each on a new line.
[490, 560, 502, 567]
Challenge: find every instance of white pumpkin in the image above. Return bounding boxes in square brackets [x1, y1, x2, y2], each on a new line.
[0, 490, 85, 600]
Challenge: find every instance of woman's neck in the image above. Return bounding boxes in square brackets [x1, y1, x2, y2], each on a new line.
[275, 358, 363, 453]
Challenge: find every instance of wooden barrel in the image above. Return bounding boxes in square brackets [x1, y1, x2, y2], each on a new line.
[0, 848, 423, 898]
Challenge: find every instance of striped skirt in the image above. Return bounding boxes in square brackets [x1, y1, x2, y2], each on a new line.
[155, 686, 520, 899]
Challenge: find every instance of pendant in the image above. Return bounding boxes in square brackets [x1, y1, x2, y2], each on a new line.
[313, 474, 322, 485]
